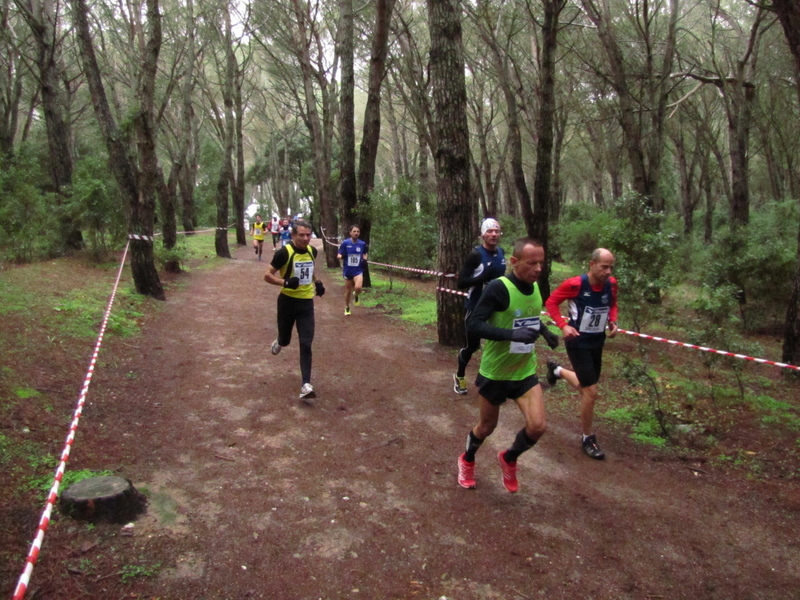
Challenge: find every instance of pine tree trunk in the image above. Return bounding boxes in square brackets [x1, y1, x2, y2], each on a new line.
[428, 0, 473, 346]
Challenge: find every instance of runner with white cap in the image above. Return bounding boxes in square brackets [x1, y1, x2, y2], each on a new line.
[452, 218, 507, 395]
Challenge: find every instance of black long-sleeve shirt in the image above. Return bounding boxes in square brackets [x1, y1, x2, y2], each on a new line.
[467, 273, 534, 342]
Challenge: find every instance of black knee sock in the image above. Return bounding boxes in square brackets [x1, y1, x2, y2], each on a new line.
[464, 430, 484, 462]
[504, 429, 537, 463]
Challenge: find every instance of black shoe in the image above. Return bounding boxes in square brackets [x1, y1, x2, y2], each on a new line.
[546, 360, 559, 387]
[582, 434, 605, 460]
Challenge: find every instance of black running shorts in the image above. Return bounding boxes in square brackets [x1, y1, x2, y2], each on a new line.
[475, 373, 540, 406]
[566, 345, 603, 387]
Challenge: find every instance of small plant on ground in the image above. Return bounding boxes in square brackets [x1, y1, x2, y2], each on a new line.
[120, 562, 162, 583]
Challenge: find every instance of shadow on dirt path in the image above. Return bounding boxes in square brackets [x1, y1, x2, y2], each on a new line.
[25, 241, 800, 599]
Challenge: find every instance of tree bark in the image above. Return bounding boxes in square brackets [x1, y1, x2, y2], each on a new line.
[178, 0, 197, 235]
[215, 3, 235, 259]
[428, 0, 473, 346]
[338, 0, 357, 232]
[233, 62, 247, 246]
[529, 0, 565, 301]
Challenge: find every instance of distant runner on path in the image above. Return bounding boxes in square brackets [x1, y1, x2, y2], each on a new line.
[264, 219, 326, 402]
[457, 237, 559, 493]
[337, 225, 369, 316]
[251, 215, 266, 261]
[545, 247, 618, 460]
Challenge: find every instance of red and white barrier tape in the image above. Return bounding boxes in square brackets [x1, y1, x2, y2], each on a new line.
[319, 227, 340, 247]
[369, 261, 456, 278]
[437, 290, 799, 372]
[438, 286, 468, 298]
[13, 243, 131, 600]
[616, 327, 800, 372]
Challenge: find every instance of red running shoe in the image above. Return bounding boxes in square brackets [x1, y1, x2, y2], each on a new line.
[457, 453, 476, 489]
[497, 450, 518, 493]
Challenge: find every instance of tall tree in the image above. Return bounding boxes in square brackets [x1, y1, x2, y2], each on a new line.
[528, 0, 566, 300]
[772, 0, 800, 368]
[214, 1, 235, 258]
[428, 0, 473, 346]
[16, 0, 83, 249]
[70, 0, 164, 299]
[178, 0, 198, 235]
[356, 0, 396, 288]
[579, 0, 680, 211]
[338, 0, 356, 232]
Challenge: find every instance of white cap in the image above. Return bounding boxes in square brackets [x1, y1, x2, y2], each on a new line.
[481, 218, 501, 235]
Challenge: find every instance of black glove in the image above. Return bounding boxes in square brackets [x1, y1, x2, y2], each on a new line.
[510, 326, 540, 344]
[540, 326, 559, 349]
[284, 277, 300, 289]
[315, 281, 325, 297]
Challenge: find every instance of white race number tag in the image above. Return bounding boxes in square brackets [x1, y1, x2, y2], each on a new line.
[294, 260, 314, 285]
[579, 306, 609, 334]
[347, 254, 361, 267]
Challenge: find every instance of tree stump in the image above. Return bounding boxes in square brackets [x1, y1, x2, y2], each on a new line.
[59, 476, 147, 523]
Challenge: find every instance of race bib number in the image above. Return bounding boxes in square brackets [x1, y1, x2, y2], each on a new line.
[347, 253, 361, 267]
[510, 317, 539, 354]
[294, 260, 314, 285]
[579, 306, 609, 334]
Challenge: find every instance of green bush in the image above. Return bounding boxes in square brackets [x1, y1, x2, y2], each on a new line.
[69, 155, 126, 260]
[0, 149, 60, 262]
[699, 201, 798, 331]
[361, 181, 438, 271]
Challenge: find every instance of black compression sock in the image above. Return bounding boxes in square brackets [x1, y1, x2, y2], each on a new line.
[504, 428, 537, 463]
[464, 430, 484, 462]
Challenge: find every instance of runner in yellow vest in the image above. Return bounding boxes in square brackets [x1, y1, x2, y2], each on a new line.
[264, 219, 326, 402]
[251, 215, 267, 260]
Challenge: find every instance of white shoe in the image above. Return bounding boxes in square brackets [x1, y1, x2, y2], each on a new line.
[299, 383, 316, 400]
[271, 340, 282, 355]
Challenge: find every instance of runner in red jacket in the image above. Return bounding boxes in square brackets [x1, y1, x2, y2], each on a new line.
[544, 248, 618, 459]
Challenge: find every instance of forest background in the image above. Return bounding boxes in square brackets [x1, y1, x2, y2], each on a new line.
[3, 0, 800, 355]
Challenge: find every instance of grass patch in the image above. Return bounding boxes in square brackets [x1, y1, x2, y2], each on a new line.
[29, 468, 116, 494]
[748, 394, 800, 430]
[357, 272, 438, 327]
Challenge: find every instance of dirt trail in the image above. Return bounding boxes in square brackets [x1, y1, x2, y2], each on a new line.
[31, 242, 800, 599]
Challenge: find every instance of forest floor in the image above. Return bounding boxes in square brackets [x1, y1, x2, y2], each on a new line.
[2, 239, 800, 600]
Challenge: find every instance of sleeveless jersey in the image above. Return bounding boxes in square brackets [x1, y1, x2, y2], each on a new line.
[479, 277, 542, 381]
[253, 222, 266, 240]
[466, 246, 506, 311]
[279, 244, 317, 299]
[566, 273, 612, 349]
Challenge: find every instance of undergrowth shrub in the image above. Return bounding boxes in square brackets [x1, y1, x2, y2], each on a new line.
[362, 181, 438, 272]
[698, 200, 797, 332]
[0, 149, 59, 262]
[69, 155, 126, 260]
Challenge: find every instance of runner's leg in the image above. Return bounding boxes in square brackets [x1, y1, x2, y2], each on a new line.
[295, 300, 315, 385]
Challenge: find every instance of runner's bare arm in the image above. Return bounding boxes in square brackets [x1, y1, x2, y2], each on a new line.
[264, 266, 284, 286]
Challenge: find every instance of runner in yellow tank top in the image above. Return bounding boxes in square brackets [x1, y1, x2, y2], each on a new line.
[251, 215, 266, 260]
